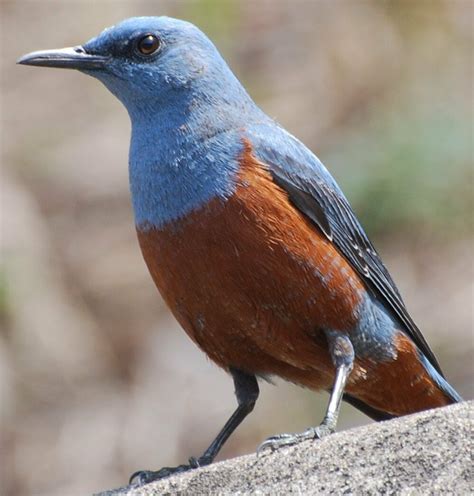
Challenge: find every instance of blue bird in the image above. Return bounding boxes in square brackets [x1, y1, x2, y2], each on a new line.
[18, 16, 462, 485]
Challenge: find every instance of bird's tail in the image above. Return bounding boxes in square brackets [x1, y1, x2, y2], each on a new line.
[417, 351, 463, 404]
[343, 341, 462, 421]
[343, 393, 396, 421]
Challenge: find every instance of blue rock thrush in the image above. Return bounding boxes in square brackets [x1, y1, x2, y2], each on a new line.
[19, 16, 462, 485]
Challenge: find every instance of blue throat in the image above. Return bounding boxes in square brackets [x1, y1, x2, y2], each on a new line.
[79, 16, 269, 230]
[80, 17, 340, 231]
[126, 65, 265, 230]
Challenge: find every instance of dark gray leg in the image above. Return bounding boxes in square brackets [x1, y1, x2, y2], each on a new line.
[131, 368, 259, 485]
[258, 330, 354, 453]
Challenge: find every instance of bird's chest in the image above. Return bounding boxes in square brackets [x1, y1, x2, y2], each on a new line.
[136, 194, 304, 367]
[136, 158, 365, 373]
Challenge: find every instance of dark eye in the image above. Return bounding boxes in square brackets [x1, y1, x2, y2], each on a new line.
[136, 34, 160, 56]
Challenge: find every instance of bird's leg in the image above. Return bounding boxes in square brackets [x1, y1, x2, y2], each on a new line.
[258, 330, 354, 454]
[130, 368, 259, 485]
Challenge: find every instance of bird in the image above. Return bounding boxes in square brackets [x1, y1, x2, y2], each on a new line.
[18, 16, 462, 485]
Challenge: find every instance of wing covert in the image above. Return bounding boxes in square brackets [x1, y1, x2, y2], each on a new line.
[248, 129, 444, 376]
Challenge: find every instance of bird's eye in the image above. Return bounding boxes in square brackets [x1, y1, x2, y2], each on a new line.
[136, 34, 161, 56]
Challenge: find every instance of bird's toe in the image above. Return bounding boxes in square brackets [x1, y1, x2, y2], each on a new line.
[257, 424, 335, 456]
[129, 463, 194, 485]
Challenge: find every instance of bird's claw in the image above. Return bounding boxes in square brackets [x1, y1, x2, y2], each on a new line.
[257, 431, 314, 456]
[129, 459, 197, 486]
[129, 454, 213, 485]
[257, 424, 334, 456]
[257, 433, 297, 455]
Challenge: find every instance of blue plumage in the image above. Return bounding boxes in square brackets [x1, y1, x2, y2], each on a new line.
[55, 15, 454, 393]
[82, 17, 267, 228]
[79, 18, 358, 238]
[18, 16, 462, 485]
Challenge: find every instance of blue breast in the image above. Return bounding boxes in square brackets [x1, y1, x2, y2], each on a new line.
[130, 126, 244, 230]
[127, 63, 271, 229]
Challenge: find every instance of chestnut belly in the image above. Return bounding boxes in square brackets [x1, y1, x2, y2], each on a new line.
[136, 164, 366, 391]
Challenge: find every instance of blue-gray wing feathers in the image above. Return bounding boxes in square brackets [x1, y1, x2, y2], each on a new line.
[248, 124, 444, 376]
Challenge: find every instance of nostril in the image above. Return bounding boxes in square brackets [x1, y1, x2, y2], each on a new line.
[73, 46, 85, 54]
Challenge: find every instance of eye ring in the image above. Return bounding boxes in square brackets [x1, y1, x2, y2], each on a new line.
[136, 34, 161, 56]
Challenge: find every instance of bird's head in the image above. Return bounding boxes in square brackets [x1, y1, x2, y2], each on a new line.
[18, 17, 243, 119]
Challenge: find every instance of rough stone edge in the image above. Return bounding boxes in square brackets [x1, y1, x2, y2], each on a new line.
[95, 401, 473, 496]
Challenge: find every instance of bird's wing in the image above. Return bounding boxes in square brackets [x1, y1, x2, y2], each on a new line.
[248, 125, 444, 376]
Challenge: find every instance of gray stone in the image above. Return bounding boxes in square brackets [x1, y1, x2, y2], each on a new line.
[96, 401, 473, 495]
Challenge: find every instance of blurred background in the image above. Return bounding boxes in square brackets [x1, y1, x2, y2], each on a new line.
[1, 1, 472, 495]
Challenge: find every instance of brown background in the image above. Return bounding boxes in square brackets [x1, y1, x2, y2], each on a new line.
[1, 1, 472, 495]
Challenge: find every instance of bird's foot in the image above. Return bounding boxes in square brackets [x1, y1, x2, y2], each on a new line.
[130, 455, 211, 485]
[257, 423, 334, 456]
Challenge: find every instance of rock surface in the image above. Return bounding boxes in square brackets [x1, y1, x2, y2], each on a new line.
[96, 401, 473, 495]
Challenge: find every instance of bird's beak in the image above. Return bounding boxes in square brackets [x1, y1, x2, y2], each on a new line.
[17, 46, 108, 70]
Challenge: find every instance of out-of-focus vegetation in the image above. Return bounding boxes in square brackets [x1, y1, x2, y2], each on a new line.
[327, 97, 472, 236]
[1, 1, 472, 495]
